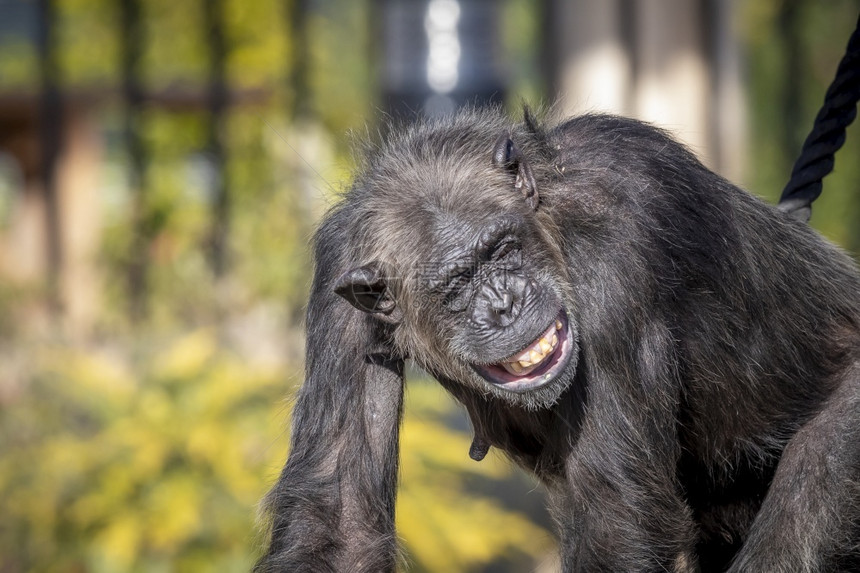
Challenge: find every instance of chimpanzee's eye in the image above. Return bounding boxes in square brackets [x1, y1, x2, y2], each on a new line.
[490, 239, 522, 269]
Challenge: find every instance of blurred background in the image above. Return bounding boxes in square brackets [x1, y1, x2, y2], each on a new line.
[0, 0, 858, 571]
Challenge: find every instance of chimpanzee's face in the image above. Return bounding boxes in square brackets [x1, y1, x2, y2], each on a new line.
[333, 130, 579, 408]
[406, 210, 577, 405]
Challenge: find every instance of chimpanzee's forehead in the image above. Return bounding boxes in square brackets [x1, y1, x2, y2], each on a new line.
[431, 212, 520, 253]
[378, 201, 527, 274]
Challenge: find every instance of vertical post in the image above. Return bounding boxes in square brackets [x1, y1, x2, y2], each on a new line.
[777, 0, 804, 164]
[539, 0, 559, 100]
[550, 0, 633, 117]
[286, 0, 311, 120]
[204, 0, 229, 277]
[634, 0, 710, 161]
[36, 0, 63, 315]
[120, 0, 148, 320]
[706, 0, 745, 182]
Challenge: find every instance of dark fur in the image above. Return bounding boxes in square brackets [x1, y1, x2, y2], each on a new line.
[257, 107, 860, 572]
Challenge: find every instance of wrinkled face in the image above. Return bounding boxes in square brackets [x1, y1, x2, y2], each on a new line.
[409, 212, 577, 405]
[334, 128, 579, 409]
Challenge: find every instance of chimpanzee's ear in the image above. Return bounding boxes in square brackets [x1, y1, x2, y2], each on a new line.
[334, 262, 402, 324]
[493, 133, 539, 210]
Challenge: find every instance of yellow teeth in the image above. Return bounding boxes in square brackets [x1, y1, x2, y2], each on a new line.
[499, 323, 562, 377]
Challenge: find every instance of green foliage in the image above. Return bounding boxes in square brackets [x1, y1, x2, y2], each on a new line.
[141, 0, 208, 89]
[305, 1, 373, 135]
[0, 40, 37, 88]
[0, 330, 289, 572]
[225, 109, 316, 311]
[57, 0, 119, 87]
[224, 0, 289, 90]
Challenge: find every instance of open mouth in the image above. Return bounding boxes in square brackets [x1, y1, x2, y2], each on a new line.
[473, 310, 574, 392]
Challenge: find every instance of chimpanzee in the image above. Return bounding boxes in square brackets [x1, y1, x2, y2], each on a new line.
[256, 107, 860, 572]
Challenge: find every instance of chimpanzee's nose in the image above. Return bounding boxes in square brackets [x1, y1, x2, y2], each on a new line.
[483, 284, 517, 328]
[491, 291, 514, 315]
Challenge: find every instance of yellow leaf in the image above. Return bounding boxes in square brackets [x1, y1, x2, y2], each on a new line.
[93, 513, 141, 569]
[153, 329, 217, 381]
